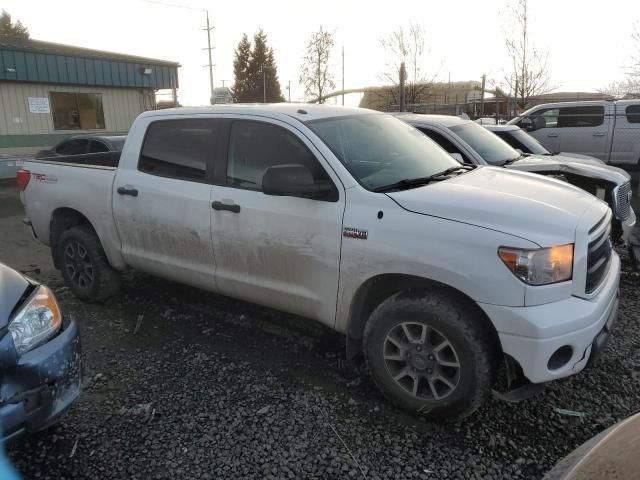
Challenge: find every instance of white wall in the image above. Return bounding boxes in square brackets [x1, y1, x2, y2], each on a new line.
[0, 82, 148, 136]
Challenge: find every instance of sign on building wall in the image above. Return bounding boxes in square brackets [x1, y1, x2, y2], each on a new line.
[28, 97, 51, 114]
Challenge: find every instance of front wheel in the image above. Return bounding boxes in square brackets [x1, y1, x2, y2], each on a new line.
[363, 289, 497, 421]
[57, 226, 121, 302]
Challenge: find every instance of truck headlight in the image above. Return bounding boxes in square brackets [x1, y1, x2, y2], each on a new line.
[9, 285, 62, 355]
[498, 244, 574, 285]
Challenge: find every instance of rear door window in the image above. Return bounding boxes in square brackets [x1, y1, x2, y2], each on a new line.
[625, 105, 640, 124]
[558, 106, 605, 128]
[138, 119, 220, 182]
[89, 140, 110, 153]
[56, 139, 89, 155]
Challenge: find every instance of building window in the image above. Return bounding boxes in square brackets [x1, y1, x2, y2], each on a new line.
[50, 92, 105, 130]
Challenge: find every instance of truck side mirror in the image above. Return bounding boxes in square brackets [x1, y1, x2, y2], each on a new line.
[529, 116, 547, 132]
[262, 164, 334, 200]
[520, 117, 534, 131]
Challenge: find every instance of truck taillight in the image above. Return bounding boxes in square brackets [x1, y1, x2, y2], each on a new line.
[16, 169, 31, 191]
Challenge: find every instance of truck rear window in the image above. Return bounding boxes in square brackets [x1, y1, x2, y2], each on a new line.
[626, 105, 640, 124]
[139, 119, 218, 182]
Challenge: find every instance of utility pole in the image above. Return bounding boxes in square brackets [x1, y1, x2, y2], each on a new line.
[287, 81, 291, 102]
[480, 74, 486, 117]
[263, 66, 266, 103]
[399, 62, 407, 112]
[221, 80, 226, 88]
[203, 10, 215, 105]
[341, 47, 345, 106]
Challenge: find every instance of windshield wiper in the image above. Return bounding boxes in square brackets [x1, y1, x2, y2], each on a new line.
[374, 165, 474, 193]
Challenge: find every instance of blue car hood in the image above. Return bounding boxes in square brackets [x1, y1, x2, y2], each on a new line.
[0, 264, 30, 327]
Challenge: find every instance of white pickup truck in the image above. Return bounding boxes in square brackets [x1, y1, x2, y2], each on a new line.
[18, 105, 620, 420]
[508, 100, 640, 167]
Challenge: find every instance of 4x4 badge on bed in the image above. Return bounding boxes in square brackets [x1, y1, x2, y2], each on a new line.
[343, 227, 368, 240]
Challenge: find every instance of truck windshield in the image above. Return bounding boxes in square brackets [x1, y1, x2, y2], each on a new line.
[497, 129, 550, 155]
[307, 113, 461, 191]
[449, 122, 521, 165]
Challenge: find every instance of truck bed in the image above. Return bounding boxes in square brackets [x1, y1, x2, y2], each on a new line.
[20, 157, 124, 269]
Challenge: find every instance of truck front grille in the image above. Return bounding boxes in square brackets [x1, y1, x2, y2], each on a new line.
[612, 182, 632, 221]
[586, 219, 612, 294]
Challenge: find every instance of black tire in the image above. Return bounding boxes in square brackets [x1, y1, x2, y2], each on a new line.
[363, 289, 498, 421]
[57, 225, 121, 302]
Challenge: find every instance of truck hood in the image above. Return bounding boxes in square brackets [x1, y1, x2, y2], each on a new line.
[556, 152, 605, 162]
[507, 154, 630, 185]
[0, 263, 31, 327]
[387, 167, 601, 246]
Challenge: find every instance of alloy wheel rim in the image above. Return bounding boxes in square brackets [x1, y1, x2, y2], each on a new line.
[64, 240, 94, 289]
[383, 321, 461, 400]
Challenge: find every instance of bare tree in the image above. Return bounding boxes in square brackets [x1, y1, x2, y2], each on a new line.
[598, 80, 638, 98]
[600, 22, 640, 97]
[632, 22, 640, 78]
[379, 22, 438, 109]
[300, 26, 335, 103]
[504, 0, 553, 109]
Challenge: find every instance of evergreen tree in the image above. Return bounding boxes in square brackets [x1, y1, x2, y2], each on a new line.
[231, 34, 252, 103]
[0, 10, 29, 39]
[245, 30, 284, 103]
[264, 47, 285, 102]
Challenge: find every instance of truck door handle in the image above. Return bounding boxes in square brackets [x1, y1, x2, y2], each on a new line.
[547, 133, 559, 138]
[212, 201, 240, 213]
[117, 186, 139, 197]
[593, 133, 605, 137]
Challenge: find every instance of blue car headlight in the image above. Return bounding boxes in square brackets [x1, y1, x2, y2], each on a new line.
[9, 285, 62, 355]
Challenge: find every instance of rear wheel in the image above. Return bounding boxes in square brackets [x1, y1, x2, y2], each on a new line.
[57, 226, 121, 302]
[363, 289, 497, 421]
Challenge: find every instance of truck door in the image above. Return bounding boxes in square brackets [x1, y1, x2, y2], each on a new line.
[557, 105, 609, 160]
[112, 118, 220, 291]
[209, 117, 344, 327]
[609, 102, 640, 165]
[526, 107, 561, 153]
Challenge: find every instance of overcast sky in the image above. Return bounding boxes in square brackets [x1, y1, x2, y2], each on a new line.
[3, 0, 639, 106]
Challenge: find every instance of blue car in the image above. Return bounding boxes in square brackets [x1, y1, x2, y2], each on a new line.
[0, 263, 81, 442]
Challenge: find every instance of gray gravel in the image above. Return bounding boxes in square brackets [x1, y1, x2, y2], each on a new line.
[3, 185, 640, 480]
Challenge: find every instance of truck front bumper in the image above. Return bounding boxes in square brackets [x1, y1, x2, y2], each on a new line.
[479, 253, 620, 384]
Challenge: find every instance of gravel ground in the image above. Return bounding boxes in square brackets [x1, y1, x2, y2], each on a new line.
[2, 184, 640, 480]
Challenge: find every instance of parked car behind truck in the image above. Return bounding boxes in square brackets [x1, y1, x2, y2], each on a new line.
[395, 113, 635, 244]
[508, 100, 640, 167]
[35, 135, 126, 159]
[18, 105, 620, 420]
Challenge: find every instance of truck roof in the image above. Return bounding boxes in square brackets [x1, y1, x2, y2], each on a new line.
[140, 103, 376, 122]
[483, 125, 521, 132]
[390, 113, 471, 127]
